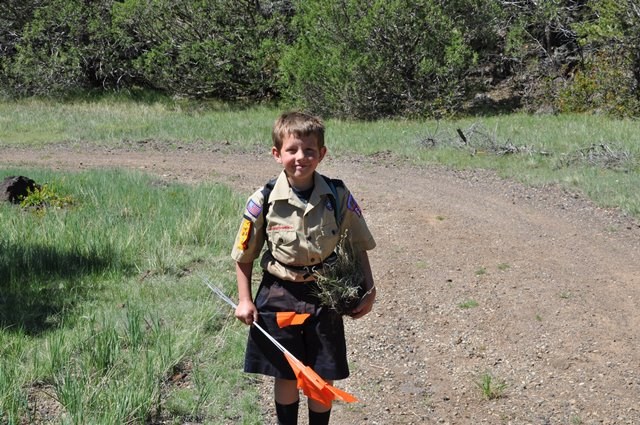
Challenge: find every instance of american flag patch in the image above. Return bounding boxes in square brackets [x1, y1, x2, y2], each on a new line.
[246, 199, 262, 219]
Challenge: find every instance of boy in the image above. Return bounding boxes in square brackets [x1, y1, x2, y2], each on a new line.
[231, 111, 376, 425]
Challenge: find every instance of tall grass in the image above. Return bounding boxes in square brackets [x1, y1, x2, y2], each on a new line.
[1, 97, 640, 217]
[0, 97, 276, 147]
[0, 168, 260, 424]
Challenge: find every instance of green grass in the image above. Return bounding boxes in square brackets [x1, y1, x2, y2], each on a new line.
[0, 168, 260, 424]
[474, 372, 507, 400]
[0, 97, 276, 147]
[458, 299, 479, 309]
[2, 97, 639, 218]
[497, 263, 511, 271]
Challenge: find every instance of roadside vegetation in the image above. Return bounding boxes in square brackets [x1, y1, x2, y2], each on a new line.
[2, 98, 639, 218]
[0, 168, 260, 424]
[2, 1, 640, 119]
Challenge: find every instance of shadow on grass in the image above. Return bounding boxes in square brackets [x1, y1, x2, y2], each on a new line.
[0, 241, 119, 335]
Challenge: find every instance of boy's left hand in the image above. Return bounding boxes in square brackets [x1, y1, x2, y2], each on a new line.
[349, 287, 376, 319]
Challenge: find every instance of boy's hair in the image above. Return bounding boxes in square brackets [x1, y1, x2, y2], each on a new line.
[272, 111, 325, 151]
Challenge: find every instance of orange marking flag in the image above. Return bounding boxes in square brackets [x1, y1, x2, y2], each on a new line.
[276, 312, 311, 328]
[284, 352, 358, 408]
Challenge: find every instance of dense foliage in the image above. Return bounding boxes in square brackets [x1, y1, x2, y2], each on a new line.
[1, 0, 639, 118]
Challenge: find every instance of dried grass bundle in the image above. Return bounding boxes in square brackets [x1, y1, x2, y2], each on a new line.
[313, 232, 365, 315]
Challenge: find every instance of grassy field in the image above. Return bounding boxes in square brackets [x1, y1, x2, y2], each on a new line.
[1, 97, 640, 423]
[2, 97, 639, 216]
[0, 168, 260, 424]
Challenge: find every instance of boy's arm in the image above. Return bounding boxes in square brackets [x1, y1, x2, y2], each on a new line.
[235, 261, 258, 326]
[349, 250, 376, 319]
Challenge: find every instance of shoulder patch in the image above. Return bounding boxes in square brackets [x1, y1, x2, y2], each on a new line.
[245, 199, 262, 220]
[237, 218, 252, 251]
[347, 194, 362, 217]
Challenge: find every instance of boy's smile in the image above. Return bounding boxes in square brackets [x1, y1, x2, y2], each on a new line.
[272, 133, 326, 190]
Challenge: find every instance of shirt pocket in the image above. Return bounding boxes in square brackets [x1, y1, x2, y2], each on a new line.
[268, 230, 299, 262]
[316, 224, 340, 255]
[270, 230, 297, 245]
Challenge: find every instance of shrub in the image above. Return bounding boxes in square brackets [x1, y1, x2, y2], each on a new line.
[20, 184, 74, 210]
[2, 0, 135, 96]
[557, 50, 640, 117]
[279, 0, 483, 119]
[112, 0, 291, 100]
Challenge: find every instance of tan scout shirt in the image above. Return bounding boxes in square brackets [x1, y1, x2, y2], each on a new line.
[231, 170, 376, 282]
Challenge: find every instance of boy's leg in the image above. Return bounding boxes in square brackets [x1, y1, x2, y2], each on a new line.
[308, 408, 331, 425]
[275, 378, 299, 425]
[307, 380, 332, 425]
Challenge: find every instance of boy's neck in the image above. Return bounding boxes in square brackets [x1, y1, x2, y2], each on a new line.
[286, 173, 315, 191]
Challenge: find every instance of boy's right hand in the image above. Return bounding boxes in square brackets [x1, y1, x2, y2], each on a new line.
[235, 299, 258, 326]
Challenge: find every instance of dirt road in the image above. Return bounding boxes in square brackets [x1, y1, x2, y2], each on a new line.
[3, 144, 640, 424]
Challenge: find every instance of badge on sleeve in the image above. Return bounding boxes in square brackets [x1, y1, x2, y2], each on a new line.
[347, 194, 362, 217]
[246, 199, 262, 220]
[237, 218, 252, 250]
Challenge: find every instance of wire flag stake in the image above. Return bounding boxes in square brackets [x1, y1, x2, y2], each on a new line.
[202, 276, 358, 408]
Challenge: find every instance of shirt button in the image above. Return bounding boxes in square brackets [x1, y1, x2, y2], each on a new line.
[310, 258, 316, 262]
[278, 238, 284, 243]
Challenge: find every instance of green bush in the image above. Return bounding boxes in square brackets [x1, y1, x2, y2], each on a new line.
[20, 183, 75, 210]
[112, 0, 291, 100]
[3, 0, 640, 118]
[557, 50, 640, 116]
[1, 0, 291, 100]
[279, 0, 483, 119]
[564, 0, 640, 117]
[2, 0, 134, 97]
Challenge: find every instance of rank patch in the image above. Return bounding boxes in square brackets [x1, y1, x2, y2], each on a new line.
[246, 199, 262, 219]
[347, 194, 362, 217]
[237, 218, 252, 250]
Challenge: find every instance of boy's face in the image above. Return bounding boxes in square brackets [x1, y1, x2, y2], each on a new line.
[272, 132, 326, 189]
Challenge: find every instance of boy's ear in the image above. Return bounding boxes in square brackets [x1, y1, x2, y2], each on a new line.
[271, 146, 282, 163]
[319, 146, 327, 162]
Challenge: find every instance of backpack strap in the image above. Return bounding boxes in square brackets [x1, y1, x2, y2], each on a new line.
[260, 178, 277, 233]
[321, 175, 343, 227]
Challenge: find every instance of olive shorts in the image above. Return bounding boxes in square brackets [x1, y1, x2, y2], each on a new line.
[244, 272, 349, 380]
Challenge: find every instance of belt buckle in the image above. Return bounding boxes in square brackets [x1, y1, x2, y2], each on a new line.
[302, 264, 319, 279]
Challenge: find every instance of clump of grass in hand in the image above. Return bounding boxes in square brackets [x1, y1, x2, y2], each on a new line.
[313, 232, 365, 315]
